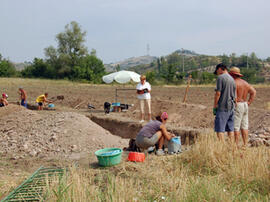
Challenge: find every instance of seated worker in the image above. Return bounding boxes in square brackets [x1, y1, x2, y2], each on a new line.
[18, 87, 27, 108]
[0, 93, 8, 107]
[36, 93, 52, 110]
[135, 112, 174, 156]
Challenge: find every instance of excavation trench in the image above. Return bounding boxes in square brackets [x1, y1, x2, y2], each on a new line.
[87, 114, 211, 145]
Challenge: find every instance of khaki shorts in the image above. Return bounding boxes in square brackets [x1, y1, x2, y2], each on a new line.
[139, 99, 151, 114]
[234, 102, 248, 131]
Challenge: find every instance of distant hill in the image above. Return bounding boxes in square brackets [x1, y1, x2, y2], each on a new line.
[105, 55, 157, 72]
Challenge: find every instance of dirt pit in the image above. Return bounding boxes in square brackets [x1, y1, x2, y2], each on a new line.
[0, 104, 128, 161]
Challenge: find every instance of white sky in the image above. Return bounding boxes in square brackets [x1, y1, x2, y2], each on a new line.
[0, 0, 269, 63]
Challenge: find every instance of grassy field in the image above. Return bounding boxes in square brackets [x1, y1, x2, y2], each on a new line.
[43, 134, 270, 201]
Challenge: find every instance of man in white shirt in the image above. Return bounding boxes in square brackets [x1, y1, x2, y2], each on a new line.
[136, 75, 151, 122]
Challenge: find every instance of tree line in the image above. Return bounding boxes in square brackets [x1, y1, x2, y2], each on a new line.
[131, 51, 269, 84]
[0, 21, 269, 84]
[0, 21, 106, 83]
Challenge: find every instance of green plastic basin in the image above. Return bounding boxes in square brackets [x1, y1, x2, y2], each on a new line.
[95, 148, 123, 167]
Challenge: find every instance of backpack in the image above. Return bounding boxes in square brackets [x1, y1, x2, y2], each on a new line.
[123, 139, 141, 152]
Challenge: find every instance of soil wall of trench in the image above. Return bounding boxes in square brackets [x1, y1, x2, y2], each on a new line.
[88, 114, 212, 145]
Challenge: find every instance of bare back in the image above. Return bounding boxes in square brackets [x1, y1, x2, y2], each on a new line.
[20, 89, 27, 100]
[235, 78, 254, 102]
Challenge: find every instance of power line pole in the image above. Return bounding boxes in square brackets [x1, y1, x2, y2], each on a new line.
[147, 44, 150, 56]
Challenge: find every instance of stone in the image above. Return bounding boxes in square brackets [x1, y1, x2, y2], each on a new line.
[70, 145, 78, 152]
[50, 135, 57, 142]
[264, 127, 270, 133]
[29, 150, 37, 157]
[258, 134, 268, 139]
[250, 138, 264, 147]
[256, 129, 265, 135]
[23, 144, 28, 150]
[264, 140, 270, 146]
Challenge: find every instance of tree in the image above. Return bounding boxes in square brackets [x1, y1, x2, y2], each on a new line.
[249, 52, 261, 70]
[71, 55, 105, 83]
[0, 59, 16, 77]
[56, 21, 87, 64]
[21, 58, 54, 78]
[230, 53, 238, 66]
[145, 71, 156, 84]
[221, 54, 230, 67]
[44, 21, 88, 77]
[90, 49, 97, 56]
[115, 64, 121, 72]
[200, 72, 215, 84]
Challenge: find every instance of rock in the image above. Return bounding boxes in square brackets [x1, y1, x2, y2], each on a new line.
[70, 145, 78, 152]
[10, 155, 19, 160]
[250, 138, 264, 147]
[265, 127, 270, 133]
[23, 144, 29, 150]
[50, 135, 57, 142]
[29, 150, 37, 157]
[258, 134, 268, 139]
[264, 140, 270, 146]
[256, 129, 265, 135]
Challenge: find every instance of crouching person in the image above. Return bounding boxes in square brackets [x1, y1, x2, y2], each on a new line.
[135, 112, 174, 156]
[0, 93, 8, 107]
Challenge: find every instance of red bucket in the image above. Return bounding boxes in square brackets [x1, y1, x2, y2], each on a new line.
[127, 152, 145, 162]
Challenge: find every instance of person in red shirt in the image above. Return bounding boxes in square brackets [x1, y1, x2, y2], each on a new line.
[0, 93, 8, 107]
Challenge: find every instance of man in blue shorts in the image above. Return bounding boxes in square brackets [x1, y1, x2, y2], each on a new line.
[18, 87, 27, 108]
[213, 63, 236, 142]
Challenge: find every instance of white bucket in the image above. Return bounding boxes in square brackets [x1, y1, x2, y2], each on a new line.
[168, 137, 181, 154]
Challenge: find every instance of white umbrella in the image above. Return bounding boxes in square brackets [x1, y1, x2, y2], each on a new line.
[102, 70, 141, 84]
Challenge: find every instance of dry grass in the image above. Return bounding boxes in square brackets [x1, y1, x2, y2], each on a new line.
[44, 134, 270, 201]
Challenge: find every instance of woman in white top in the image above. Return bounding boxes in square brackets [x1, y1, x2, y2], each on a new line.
[136, 75, 151, 122]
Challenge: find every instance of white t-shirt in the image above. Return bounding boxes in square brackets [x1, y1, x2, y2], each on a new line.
[136, 81, 151, 100]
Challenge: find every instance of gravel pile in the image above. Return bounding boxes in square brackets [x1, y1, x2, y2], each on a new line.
[249, 112, 270, 147]
[0, 104, 128, 160]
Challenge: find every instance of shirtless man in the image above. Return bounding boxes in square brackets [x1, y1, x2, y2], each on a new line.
[18, 87, 27, 108]
[229, 67, 256, 147]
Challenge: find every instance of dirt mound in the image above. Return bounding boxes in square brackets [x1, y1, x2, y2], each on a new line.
[0, 104, 26, 117]
[0, 106, 128, 160]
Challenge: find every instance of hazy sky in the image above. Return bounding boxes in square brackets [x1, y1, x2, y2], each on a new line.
[1, 0, 269, 63]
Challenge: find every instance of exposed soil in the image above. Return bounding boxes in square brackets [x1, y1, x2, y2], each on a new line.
[0, 104, 128, 161]
[0, 80, 269, 198]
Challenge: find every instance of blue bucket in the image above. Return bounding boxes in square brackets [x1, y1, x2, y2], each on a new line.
[48, 103, 55, 108]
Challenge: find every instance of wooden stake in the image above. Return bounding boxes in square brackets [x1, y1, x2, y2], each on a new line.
[183, 74, 192, 103]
